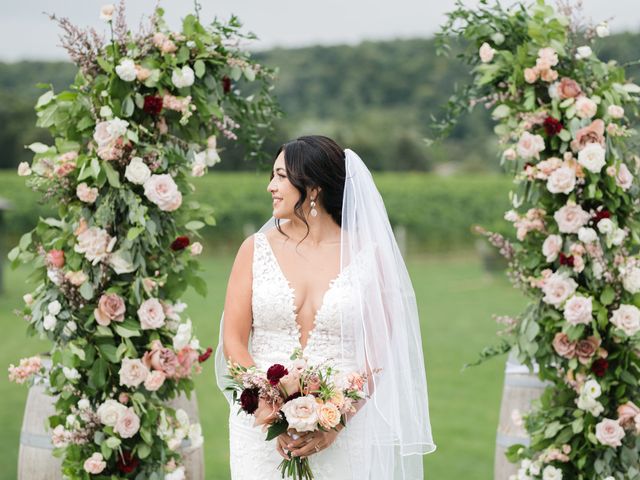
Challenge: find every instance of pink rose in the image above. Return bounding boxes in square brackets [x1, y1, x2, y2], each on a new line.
[524, 67, 538, 84]
[175, 346, 198, 378]
[253, 397, 282, 428]
[542, 272, 578, 307]
[142, 340, 178, 377]
[135, 65, 151, 82]
[576, 336, 601, 365]
[74, 226, 116, 264]
[615, 163, 633, 191]
[118, 358, 149, 388]
[47, 249, 65, 269]
[347, 372, 366, 391]
[617, 401, 640, 429]
[280, 372, 301, 396]
[143, 174, 183, 212]
[575, 96, 598, 119]
[541, 235, 562, 263]
[137, 298, 166, 330]
[144, 370, 166, 391]
[563, 295, 593, 326]
[94, 293, 126, 326]
[539, 68, 558, 83]
[552, 332, 576, 359]
[83, 452, 106, 474]
[538, 47, 559, 67]
[571, 119, 605, 152]
[595, 418, 626, 447]
[76, 182, 99, 204]
[547, 166, 576, 194]
[517, 132, 545, 160]
[557, 77, 582, 99]
[554, 202, 590, 234]
[114, 407, 140, 438]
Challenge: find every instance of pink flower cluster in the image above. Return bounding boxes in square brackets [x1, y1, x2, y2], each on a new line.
[8, 356, 42, 384]
[524, 47, 559, 83]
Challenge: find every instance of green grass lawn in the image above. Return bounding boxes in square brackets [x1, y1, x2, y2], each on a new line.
[0, 250, 526, 479]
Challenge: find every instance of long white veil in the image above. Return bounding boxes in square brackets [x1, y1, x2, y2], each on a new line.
[214, 148, 435, 478]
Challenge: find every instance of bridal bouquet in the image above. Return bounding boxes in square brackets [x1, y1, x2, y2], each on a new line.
[225, 350, 369, 480]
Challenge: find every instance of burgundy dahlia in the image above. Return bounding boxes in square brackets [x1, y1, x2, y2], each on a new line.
[592, 358, 609, 377]
[198, 346, 213, 363]
[116, 450, 139, 474]
[171, 236, 190, 251]
[240, 387, 260, 414]
[222, 75, 232, 94]
[143, 95, 163, 115]
[266, 363, 288, 386]
[559, 252, 574, 267]
[543, 116, 563, 136]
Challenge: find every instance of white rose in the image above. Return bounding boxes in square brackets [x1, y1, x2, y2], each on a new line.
[75, 227, 116, 265]
[114, 407, 140, 438]
[93, 121, 116, 147]
[64, 321, 77, 334]
[190, 242, 203, 256]
[124, 157, 151, 185]
[547, 166, 576, 194]
[108, 117, 129, 137]
[578, 227, 598, 243]
[503, 148, 517, 161]
[23, 293, 34, 306]
[207, 135, 217, 150]
[517, 132, 545, 160]
[595, 418, 626, 447]
[608, 105, 624, 119]
[542, 465, 563, 480]
[118, 358, 149, 387]
[596, 22, 610, 38]
[623, 267, 640, 294]
[166, 467, 186, 480]
[597, 218, 614, 235]
[548, 82, 560, 100]
[542, 271, 578, 307]
[173, 319, 192, 350]
[188, 422, 203, 449]
[610, 304, 640, 336]
[76, 182, 99, 204]
[575, 46, 593, 60]
[479, 42, 495, 63]
[62, 367, 81, 381]
[615, 163, 633, 191]
[491, 32, 505, 45]
[191, 153, 207, 177]
[78, 398, 90, 410]
[138, 298, 166, 330]
[575, 96, 598, 119]
[582, 379, 602, 399]
[43, 314, 57, 331]
[100, 4, 115, 21]
[554, 202, 590, 234]
[108, 249, 136, 274]
[578, 143, 606, 173]
[563, 295, 593, 326]
[115, 58, 137, 82]
[17, 162, 32, 176]
[611, 228, 627, 246]
[47, 268, 62, 285]
[97, 399, 127, 426]
[281, 395, 319, 433]
[577, 393, 604, 416]
[205, 147, 221, 166]
[542, 234, 563, 262]
[144, 174, 183, 211]
[171, 66, 195, 88]
[99, 105, 113, 118]
[48, 300, 62, 315]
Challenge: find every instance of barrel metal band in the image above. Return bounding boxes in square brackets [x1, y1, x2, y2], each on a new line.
[503, 376, 549, 389]
[496, 432, 531, 448]
[20, 431, 53, 450]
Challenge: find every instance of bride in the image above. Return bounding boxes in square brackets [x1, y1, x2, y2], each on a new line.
[215, 135, 436, 479]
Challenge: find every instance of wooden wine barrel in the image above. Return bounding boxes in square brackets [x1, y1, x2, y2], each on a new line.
[18, 375, 204, 479]
[494, 355, 549, 480]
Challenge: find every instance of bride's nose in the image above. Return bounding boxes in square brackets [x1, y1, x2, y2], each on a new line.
[267, 179, 277, 193]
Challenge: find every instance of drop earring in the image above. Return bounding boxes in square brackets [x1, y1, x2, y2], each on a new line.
[310, 198, 318, 217]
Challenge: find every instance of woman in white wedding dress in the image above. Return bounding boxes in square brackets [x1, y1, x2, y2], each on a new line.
[215, 136, 436, 479]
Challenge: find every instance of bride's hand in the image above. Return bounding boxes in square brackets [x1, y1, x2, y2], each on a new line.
[276, 428, 341, 459]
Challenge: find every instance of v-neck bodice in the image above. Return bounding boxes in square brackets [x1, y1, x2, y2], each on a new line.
[249, 232, 370, 369]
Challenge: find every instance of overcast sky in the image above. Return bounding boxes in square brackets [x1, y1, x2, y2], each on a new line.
[2, 0, 640, 61]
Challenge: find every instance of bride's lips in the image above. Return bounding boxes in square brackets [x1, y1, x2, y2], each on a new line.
[272, 197, 283, 206]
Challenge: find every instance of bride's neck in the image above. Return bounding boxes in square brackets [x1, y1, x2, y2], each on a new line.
[281, 215, 341, 246]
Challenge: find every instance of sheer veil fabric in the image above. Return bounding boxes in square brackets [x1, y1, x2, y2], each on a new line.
[215, 148, 435, 478]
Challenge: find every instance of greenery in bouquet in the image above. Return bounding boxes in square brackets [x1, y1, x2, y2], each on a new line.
[7, 2, 278, 478]
[436, 1, 640, 478]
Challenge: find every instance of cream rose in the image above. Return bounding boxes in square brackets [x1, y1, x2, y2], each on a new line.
[76, 183, 99, 204]
[144, 174, 183, 212]
[547, 166, 576, 194]
[83, 452, 107, 474]
[542, 465, 563, 480]
[554, 202, 590, 234]
[563, 295, 593, 326]
[575, 96, 597, 119]
[517, 132, 545, 160]
[189, 242, 203, 256]
[610, 304, 640, 336]
[119, 358, 149, 388]
[138, 298, 166, 330]
[17, 162, 32, 176]
[578, 143, 606, 173]
[479, 42, 495, 63]
[623, 267, 640, 294]
[608, 105, 624, 119]
[97, 399, 127, 426]
[114, 407, 140, 438]
[597, 218, 614, 235]
[94, 293, 126, 326]
[144, 370, 166, 391]
[542, 234, 562, 262]
[125, 157, 151, 185]
[578, 227, 598, 244]
[615, 163, 633, 191]
[595, 418, 626, 447]
[281, 395, 319, 433]
[74, 227, 116, 265]
[317, 401, 341, 429]
[172, 66, 195, 88]
[542, 272, 578, 307]
[115, 58, 137, 82]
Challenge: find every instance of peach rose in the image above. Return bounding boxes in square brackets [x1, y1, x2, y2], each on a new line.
[571, 119, 605, 152]
[65, 270, 88, 286]
[552, 332, 576, 359]
[576, 336, 601, 365]
[144, 370, 166, 391]
[77, 183, 99, 203]
[318, 401, 341, 429]
[538, 47, 559, 67]
[135, 65, 151, 82]
[94, 293, 126, 326]
[557, 77, 582, 99]
[539, 68, 558, 83]
[524, 68, 538, 84]
[253, 397, 282, 428]
[47, 249, 65, 269]
[575, 96, 598, 119]
[281, 372, 301, 396]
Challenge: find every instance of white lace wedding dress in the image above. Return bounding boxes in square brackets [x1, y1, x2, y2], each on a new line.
[228, 232, 370, 479]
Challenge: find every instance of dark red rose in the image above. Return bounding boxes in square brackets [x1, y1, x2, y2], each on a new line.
[171, 236, 190, 251]
[222, 75, 232, 94]
[543, 116, 563, 136]
[592, 358, 609, 377]
[593, 209, 611, 223]
[559, 252, 574, 267]
[198, 347, 213, 363]
[143, 95, 163, 115]
[240, 387, 260, 414]
[266, 364, 288, 386]
[116, 450, 139, 474]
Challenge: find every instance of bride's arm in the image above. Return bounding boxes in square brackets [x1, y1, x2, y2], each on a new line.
[222, 235, 256, 369]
